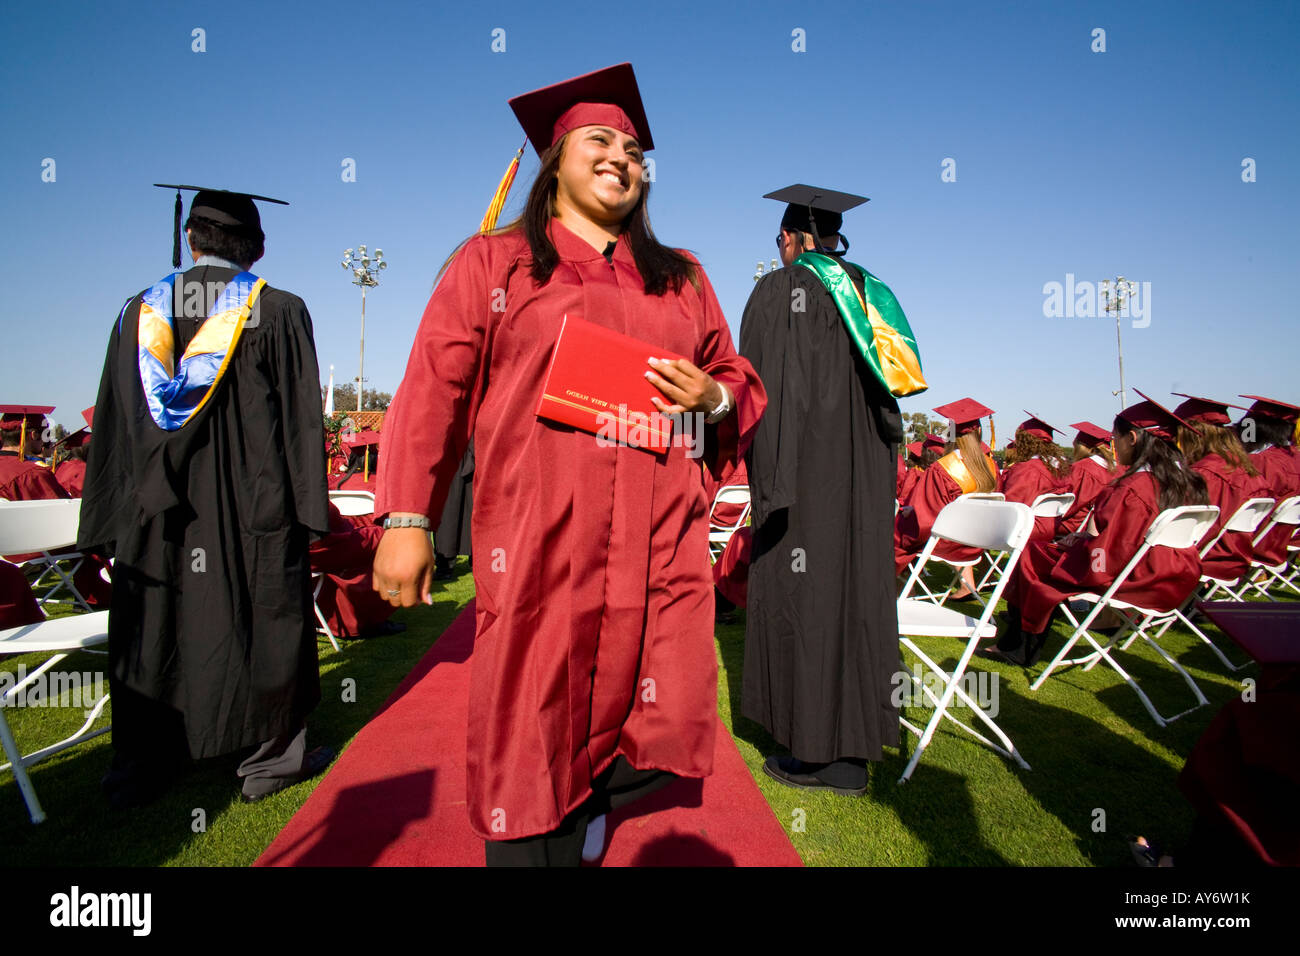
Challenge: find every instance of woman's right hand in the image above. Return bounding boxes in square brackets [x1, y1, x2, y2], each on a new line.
[373, 525, 435, 607]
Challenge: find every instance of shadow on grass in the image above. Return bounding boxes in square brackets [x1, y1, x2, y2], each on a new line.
[1, 563, 474, 866]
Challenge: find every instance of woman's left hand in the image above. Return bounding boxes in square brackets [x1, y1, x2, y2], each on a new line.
[645, 357, 723, 416]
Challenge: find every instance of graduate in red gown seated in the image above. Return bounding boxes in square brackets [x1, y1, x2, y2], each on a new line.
[1237, 395, 1300, 570]
[897, 436, 940, 505]
[982, 392, 1208, 665]
[894, 399, 998, 575]
[1172, 394, 1270, 584]
[705, 458, 751, 612]
[0, 407, 68, 501]
[1055, 421, 1118, 537]
[309, 503, 401, 639]
[999, 411, 1070, 541]
[50, 406, 95, 497]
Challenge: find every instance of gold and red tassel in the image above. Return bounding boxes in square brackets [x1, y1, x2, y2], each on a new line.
[479, 140, 527, 233]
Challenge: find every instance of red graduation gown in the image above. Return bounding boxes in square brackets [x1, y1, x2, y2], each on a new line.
[54, 459, 87, 497]
[1193, 453, 1271, 581]
[893, 453, 994, 573]
[308, 504, 393, 637]
[1004, 470, 1201, 633]
[0, 453, 69, 502]
[897, 466, 920, 504]
[0, 560, 41, 629]
[1250, 446, 1300, 566]
[998, 457, 1064, 541]
[1056, 456, 1114, 537]
[376, 221, 765, 840]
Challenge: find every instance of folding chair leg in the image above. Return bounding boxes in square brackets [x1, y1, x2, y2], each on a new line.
[898, 640, 1029, 782]
[1173, 609, 1249, 672]
[0, 713, 46, 824]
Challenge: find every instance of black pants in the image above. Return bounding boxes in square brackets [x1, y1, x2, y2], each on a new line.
[484, 757, 676, 867]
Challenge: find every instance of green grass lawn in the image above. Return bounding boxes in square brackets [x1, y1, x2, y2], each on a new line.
[2, 561, 1285, 866]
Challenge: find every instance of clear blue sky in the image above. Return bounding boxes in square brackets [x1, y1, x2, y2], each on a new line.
[3, 0, 1297, 439]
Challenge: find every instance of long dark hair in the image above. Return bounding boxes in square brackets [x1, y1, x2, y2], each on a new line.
[437, 135, 699, 296]
[1113, 416, 1209, 512]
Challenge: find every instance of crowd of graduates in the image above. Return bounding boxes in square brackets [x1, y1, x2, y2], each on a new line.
[890, 392, 1300, 665]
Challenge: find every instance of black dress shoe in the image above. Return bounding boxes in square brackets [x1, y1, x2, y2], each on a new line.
[240, 745, 337, 803]
[358, 620, 407, 639]
[762, 755, 867, 797]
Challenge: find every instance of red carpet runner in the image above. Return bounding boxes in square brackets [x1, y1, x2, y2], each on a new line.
[255, 602, 802, 867]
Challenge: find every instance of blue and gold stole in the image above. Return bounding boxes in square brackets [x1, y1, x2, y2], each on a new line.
[132, 271, 266, 430]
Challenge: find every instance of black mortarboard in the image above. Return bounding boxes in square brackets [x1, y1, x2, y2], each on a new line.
[154, 184, 289, 269]
[765, 184, 869, 252]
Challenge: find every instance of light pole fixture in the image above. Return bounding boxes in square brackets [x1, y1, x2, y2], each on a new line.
[341, 245, 388, 412]
[1101, 276, 1136, 410]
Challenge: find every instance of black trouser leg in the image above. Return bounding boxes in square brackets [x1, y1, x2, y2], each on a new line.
[483, 756, 679, 867]
[237, 723, 308, 798]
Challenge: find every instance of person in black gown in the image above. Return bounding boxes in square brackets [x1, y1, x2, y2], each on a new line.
[740, 185, 904, 795]
[79, 185, 335, 807]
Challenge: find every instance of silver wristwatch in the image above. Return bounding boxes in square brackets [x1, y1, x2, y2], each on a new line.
[705, 386, 733, 425]
[382, 514, 430, 530]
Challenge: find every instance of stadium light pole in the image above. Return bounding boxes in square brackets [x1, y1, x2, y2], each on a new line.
[342, 245, 387, 412]
[1102, 276, 1136, 410]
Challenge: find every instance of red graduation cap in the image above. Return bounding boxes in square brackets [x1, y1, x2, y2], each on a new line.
[53, 428, 90, 450]
[342, 429, 382, 448]
[905, 441, 923, 459]
[509, 62, 653, 156]
[1120, 389, 1193, 444]
[1017, 411, 1060, 442]
[922, 433, 946, 450]
[979, 441, 992, 454]
[1239, 394, 1300, 424]
[0, 404, 54, 433]
[933, 398, 993, 437]
[1170, 393, 1247, 427]
[82, 406, 95, 429]
[1070, 421, 1112, 446]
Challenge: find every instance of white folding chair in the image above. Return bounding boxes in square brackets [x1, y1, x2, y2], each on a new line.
[1029, 505, 1220, 727]
[328, 489, 376, 517]
[896, 498, 1034, 782]
[707, 485, 751, 564]
[1137, 497, 1277, 673]
[0, 499, 91, 613]
[0, 502, 114, 823]
[1242, 495, 1300, 600]
[976, 492, 1074, 596]
[909, 493, 1004, 606]
[1193, 497, 1277, 603]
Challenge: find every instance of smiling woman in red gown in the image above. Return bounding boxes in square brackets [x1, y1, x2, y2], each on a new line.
[371, 65, 765, 866]
[984, 393, 1209, 666]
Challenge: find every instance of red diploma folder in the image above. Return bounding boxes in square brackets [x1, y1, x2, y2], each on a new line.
[536, 315, 686, 451]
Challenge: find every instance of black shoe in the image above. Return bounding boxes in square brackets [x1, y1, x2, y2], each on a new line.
[240, 745, 337, 803]
[762, 755, 867, 797]
[979, 632, 1046, 666]
[358, 620, 407, 639]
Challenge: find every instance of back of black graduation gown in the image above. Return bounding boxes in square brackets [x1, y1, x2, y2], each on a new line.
[78, 265, 330, 759]
[739, 263, 903, 763]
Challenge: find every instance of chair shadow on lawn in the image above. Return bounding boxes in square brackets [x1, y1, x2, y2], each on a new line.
[715, 599, 1241, 866]
[2, 585, 472, 866]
